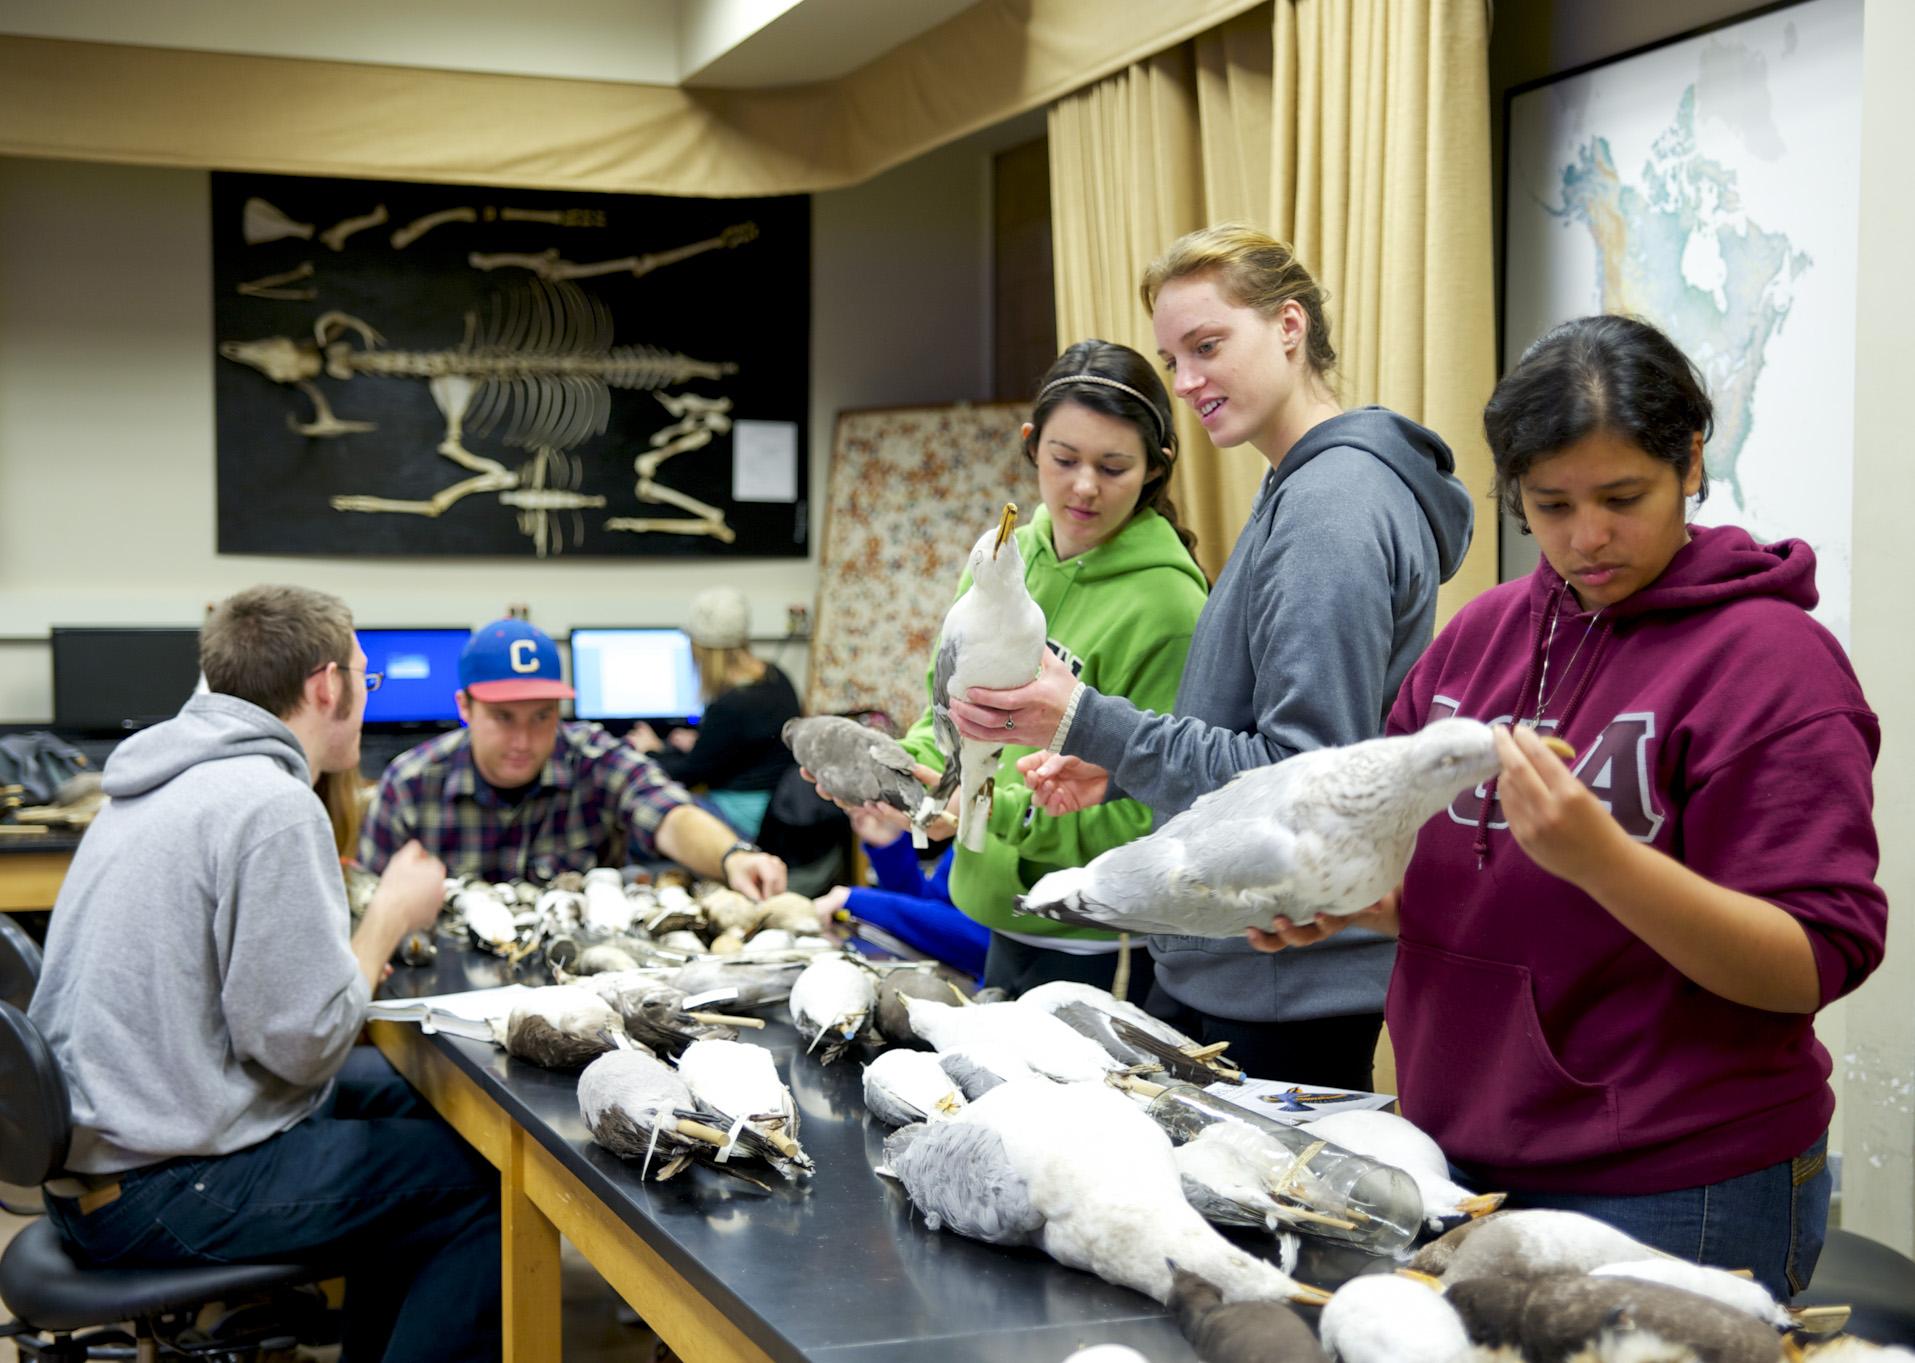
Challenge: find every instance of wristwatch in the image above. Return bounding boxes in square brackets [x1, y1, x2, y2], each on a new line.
[719, 839, 762, 879]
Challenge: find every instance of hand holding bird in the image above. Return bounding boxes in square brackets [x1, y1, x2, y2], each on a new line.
[950, 647, 1078, 748]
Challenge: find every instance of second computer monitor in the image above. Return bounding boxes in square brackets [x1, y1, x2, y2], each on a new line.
[569, 628, 703, 724]
[358, 628, 471, 726]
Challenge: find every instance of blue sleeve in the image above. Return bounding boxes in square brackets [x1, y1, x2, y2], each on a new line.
[862, 831, 931, 898]
[845, 879, 987, 979]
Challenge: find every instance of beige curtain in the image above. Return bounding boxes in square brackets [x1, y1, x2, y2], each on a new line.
[1049, 0, 1496, 612]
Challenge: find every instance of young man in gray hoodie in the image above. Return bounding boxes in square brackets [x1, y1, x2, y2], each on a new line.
[30, 584, 501, 1362]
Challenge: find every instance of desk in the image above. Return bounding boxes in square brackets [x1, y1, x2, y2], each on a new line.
[0, 834, 78, 911]
[370, 950, 1376, 1363]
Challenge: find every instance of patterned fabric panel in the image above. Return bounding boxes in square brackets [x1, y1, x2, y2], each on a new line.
[810, 404, 1035, 731]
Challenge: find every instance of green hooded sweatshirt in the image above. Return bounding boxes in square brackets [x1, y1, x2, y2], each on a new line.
[901, 504, 1207, 939]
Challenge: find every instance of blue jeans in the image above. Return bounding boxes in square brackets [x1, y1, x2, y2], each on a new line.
[47, 1049, 501, 1363]
[1500, 1131, 1831, 1300]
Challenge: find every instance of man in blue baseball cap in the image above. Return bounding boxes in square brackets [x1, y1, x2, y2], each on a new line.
[360, 618, 786, 897]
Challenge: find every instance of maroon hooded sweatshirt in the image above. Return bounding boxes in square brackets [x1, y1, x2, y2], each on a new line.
[1385, 524, 1884, 1195]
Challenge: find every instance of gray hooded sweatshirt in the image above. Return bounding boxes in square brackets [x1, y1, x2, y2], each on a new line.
[30, 693, 368, 1173]
[1062, 407, 1475, 1023]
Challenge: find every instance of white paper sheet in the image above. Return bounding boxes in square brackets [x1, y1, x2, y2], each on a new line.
[732, 420, 799, 503]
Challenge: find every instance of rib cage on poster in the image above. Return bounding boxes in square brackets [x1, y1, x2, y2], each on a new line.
[211, 172, 811, 558]
[1503, 0, 1861, 640]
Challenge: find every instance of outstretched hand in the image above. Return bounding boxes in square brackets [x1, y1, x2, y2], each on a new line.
[1246, 887, 1401, 953]
[1016, 750, 1110, 815]
[950, 649, 1078, 748]
[800, 764, 957, 841]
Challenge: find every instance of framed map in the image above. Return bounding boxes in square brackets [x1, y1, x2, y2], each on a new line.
[1504, 0, 1861, 639]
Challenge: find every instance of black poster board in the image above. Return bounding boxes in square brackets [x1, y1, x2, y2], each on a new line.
[211, 172, 810, 558]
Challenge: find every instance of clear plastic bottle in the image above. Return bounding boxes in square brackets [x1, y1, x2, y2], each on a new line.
[1139, 1080, 1422, 1255]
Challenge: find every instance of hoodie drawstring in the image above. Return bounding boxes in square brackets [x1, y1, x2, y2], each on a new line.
[1472, 581, 1614, 869]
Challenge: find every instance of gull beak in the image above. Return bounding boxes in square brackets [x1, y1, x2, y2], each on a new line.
[1540, 736, 1576, 760]
[993, 503, 1018, 558]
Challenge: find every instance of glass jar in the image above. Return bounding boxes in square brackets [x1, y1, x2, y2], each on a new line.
[1140, 1081, 1422, 1255]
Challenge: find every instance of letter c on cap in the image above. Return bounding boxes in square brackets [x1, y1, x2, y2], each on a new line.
[509, 639, 539, 673]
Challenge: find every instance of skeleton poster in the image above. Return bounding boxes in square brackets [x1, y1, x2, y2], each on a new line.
[211, 172, 810, 558]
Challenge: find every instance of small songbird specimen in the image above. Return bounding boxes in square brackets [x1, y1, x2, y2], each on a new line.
[924, 504, 1048, 853]
[1019, 719, 1573, 937]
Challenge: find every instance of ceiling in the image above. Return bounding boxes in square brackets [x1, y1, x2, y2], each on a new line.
[0, 0, 982, 89]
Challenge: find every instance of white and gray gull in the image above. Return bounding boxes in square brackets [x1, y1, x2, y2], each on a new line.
[923, 503, 1048, 853]
[1019, 718, 1570, 936]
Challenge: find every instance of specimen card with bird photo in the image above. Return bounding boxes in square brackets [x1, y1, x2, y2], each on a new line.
[210, 171, 810, 558]
[1205, 1077, 1398, 1126]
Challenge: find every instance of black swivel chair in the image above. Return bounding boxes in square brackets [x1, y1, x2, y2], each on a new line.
[0, 913, 44, 1216]
[0, 1000, 328, 1361]
[0, 912, 40, 1014]
[1799, 1225, 1915, 1347]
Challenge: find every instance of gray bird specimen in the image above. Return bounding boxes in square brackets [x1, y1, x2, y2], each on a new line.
[782, 715, 934, 848]
[1167, 1266, 1327, 1363]
[1018, 719, 1566, 936]
[924, 503, 1049, 853]
[1444, 1272, 1784, 1363]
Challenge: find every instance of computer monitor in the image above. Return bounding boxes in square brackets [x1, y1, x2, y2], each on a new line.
[568, 627, 703, 724]
[358, 628, 471, 726]
[51, 626, 204, 732]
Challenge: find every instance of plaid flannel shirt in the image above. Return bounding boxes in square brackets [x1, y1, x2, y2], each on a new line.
[358, 722, 692, 882]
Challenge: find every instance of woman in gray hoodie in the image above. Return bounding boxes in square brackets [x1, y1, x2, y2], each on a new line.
[954, 225, 1474, 1088]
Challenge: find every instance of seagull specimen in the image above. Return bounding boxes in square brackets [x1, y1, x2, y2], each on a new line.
[1410, 1209, 1663, 1283]
[924, 503, 1048, 853]
[783, 716, 936, 849]
[1019, 718, 1572, 936]
[862, 1048, 968, 1127]
[1166, 1266, 1327, 1363]
[881, 1078, 1330, 1308]
[490, 984, 625, 1069]
[1318, 1272, 1473, 1363]
[1020, 980, 1241, 1084]
[901, 996, 1120, 1085]
[674, 1037, 813, 1175]
[788, 954, 878, 1063]
[1305, 1109, 1504, 1231]
[579, 1048, 798, 1181]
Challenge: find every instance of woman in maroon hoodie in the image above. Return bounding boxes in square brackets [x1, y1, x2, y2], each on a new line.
[1256, 314, 1885, 1298]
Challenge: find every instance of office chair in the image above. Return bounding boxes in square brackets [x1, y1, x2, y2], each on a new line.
[1799, 1225, 1915, 1347]
[0, 912, 40, 1014]
[0, 1000, 328, 1361]
[0, 914, 44, 1215]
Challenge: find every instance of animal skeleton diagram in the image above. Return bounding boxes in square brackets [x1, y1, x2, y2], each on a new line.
[220, 276, 742, 552]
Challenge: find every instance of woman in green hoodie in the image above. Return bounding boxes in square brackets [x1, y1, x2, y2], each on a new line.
[888, 339, 1209, 995]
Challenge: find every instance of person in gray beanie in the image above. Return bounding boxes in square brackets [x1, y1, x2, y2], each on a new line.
[628, 586, 801, 840]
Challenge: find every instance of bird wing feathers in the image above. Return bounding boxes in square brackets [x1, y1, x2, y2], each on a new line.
[886, 1120, 1045, 1245]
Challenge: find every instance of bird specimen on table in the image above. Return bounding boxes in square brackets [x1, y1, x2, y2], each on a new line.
[1019, 979, 1242, 1084]
[901, 996, 1121, 1085]
[880, 1078, 1331, 1308]
[788, 953, 878, 1062]
[924, 503, 1049, 853]
[872, 968, 965, 1046]
[1444, 1271, 1786, 1363]
[673, 1037, 813, 1176]
[1169, 1122, 1318, 1248]
[1318, 1271, 1473, 1363]
[783, 715, 938, 849]
[861, 1048, 968, 1127]
[1166, 1266, 1327, 1363]
[1410, 1210, 1667, 1283]
[669, 956, 808, 1010]
[579, 1048, 794, 1182]
[489, 984, 626, 1069]
[569, 970, 752, 1056]
[1018, 718, 1574, 936]
[1305, 1109, 1504, 1231]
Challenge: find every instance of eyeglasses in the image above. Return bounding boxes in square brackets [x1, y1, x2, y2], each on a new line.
[308, 662, 384, 693]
